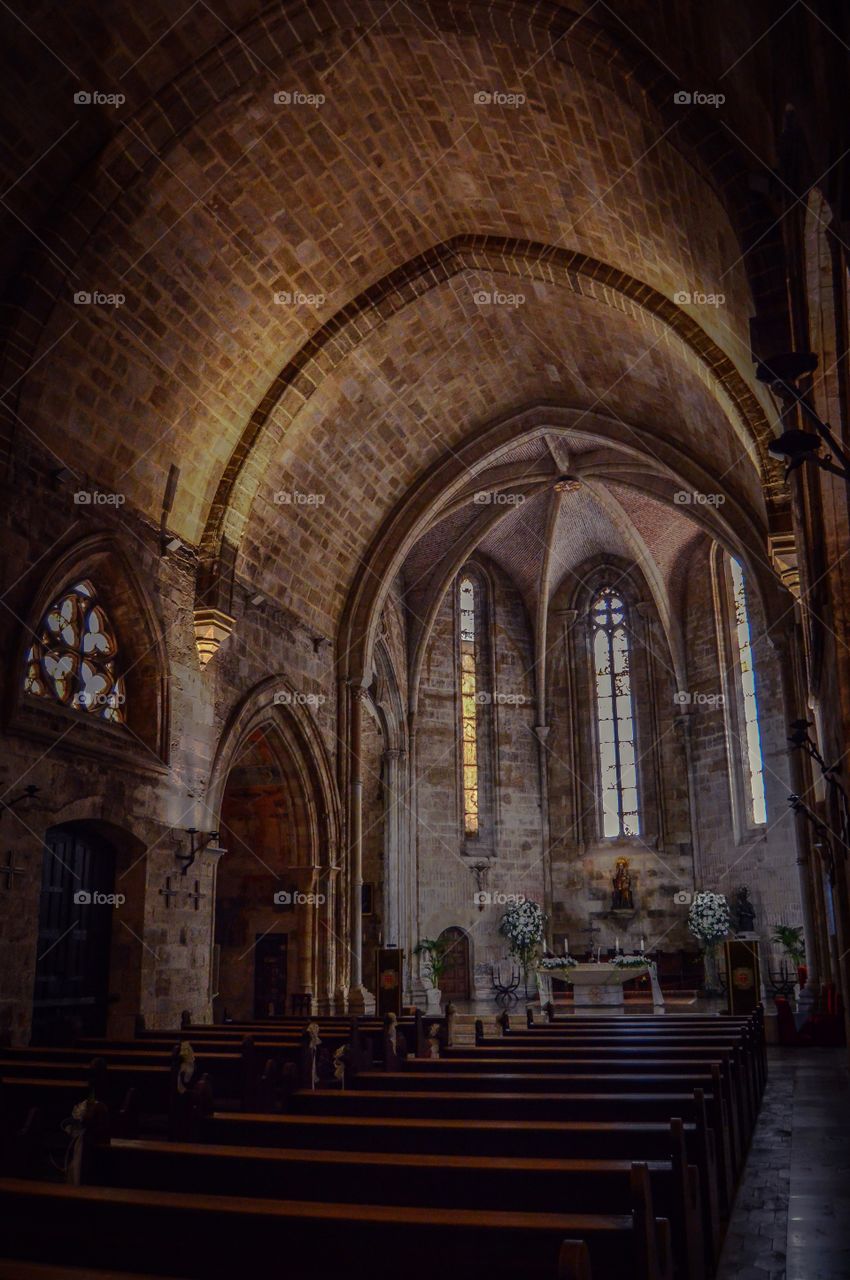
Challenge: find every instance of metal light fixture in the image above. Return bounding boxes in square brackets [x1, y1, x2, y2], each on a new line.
[0, 784, 39, 820]
[176, 828, 220, 876]
[757, 352, 850, 482]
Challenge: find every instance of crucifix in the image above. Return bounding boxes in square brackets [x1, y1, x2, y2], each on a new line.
[585, 917, 602, 957]
[159, 876, 179, 908]
[187, 879, 206, 911]
[1, 851, 25, 889]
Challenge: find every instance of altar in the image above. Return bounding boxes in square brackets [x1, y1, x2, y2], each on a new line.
[536, 959, 665, 1011]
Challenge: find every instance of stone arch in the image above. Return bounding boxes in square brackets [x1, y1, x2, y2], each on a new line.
[7, 532, 170, 765]
[207, 676, 343, 1010]
[197, 237, 776, 591]
[338, 405, 786, 697]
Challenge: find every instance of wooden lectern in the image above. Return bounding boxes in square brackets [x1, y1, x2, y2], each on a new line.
[376, 947, 404, 1017]
[725, 937, 761, 1015]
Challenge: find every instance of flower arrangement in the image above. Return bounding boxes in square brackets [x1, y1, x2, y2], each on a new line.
[687, 891, 731, 948]
[539, 954, 578, 969]
[611, 954, 651, 968]
[500, 899, 547, 980]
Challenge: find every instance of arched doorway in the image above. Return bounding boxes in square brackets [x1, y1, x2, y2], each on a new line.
[215, 728, 319, 1019]
[437, 927, 471, 1000]
[32, 825, 117, 1042]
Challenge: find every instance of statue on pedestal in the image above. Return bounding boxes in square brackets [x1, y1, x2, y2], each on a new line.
[611, 857, 634, 910]
[732, 886, 756, 934]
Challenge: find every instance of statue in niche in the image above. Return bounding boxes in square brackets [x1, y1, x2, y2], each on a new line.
[732, 886, 756, 934]
[611, 857, 634, 910]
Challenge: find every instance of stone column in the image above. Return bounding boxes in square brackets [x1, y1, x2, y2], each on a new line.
[532, 724, 553, 946]
[348, 685, 374, 1014]
[774, 627, 820, 1009]
[383, 748, 401, 946]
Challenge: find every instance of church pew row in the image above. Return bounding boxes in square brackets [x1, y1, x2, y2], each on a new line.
[83, 1137, 700, 1280]
[200, 1108, 719, 1268]
[283, 1084, 730, 1215]
[0, 1264, 189, 1280]
[0, 1176, 668, 1280]
[460, 1037, 761, 1134]
[382, 1050, 749, 1160]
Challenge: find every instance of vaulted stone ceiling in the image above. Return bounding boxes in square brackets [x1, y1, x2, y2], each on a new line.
[0, 1, 792, 649]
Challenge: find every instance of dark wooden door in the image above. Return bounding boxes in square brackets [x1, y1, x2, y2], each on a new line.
[438, 927, 470, 999]
[32, 827, 115, 1042]
[254, 934, 288, 1017]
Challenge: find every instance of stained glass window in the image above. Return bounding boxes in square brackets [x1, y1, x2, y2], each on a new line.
[24, 580, 126, 723]
[592, 588, 639, 837]
[729, 558, 766, 825]
[459, 576, 479, 837]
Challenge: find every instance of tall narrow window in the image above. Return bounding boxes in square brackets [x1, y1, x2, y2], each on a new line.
[459, 576, 479, 837]
[729, 558, 766, 825]
[592, 588, 639, 837]
[24, 580, 125, 723]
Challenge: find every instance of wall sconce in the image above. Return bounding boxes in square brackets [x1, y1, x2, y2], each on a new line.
[0, 784, 39, 820]
[757, 352, 850, 482]
[176, 828, 220, 876]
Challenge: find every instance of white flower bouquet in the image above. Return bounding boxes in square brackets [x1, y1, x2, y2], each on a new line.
[611, 954, 650, 969]
[500, 898, 547, 977]
[688, 891, 731, 948]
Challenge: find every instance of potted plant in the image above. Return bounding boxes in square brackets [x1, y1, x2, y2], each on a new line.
[414, 938, 449, 1012]
[499, 898, 547, 996]
[771, 924, 807, 988]
[687, 891, 731, 994]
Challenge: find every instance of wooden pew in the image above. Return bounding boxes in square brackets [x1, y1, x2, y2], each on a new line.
[285, 1082, 732, 1214]
[416, 1050, 748, 1174]
[85, 1137, 699, 1280]
[459, 1037, 757, 1144]
[0, 1176, 670, 1280]
[0, 1264, 188, 1280]
[201, 1108, 719, 1265]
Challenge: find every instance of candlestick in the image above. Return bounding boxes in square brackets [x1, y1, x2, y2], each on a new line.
[640, 936, 645, 952]
[564, 935, 569, 957]
[615, 935, 619, 953]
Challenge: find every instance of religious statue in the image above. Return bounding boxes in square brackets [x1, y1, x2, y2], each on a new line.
[611, 857, 634, 910]
[732, 885, 756, 934]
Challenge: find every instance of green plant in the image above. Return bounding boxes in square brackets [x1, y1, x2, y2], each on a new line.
[771, 924, 806, 967]
[414, 938, 449, 985]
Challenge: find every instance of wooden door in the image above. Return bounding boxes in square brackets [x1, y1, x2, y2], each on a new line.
[254, 933, 288, 1017]
[33, 827, 115, 1042]
[438, 927, 470, 999]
